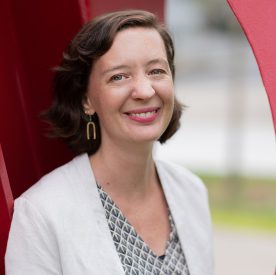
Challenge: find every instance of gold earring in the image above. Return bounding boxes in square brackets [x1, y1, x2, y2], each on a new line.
[86, 115, 96, 140]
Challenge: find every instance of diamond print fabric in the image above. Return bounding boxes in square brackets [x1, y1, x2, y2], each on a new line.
[97, 184, 189, 275]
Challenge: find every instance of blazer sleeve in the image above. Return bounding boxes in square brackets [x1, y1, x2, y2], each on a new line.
[5, 197, 62, 275]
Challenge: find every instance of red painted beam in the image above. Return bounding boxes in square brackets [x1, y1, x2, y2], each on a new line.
[227, 0, 276, 133]
[0, 145, 13, 275]
[0, 145, 13, 218]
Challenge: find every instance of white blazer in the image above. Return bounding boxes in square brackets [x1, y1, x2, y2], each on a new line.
[5, 154, 213, 275]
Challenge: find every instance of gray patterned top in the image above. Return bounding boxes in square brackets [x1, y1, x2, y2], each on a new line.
[97, 184, 190, 275]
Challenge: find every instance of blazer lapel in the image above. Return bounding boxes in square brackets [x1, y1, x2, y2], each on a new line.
[155, 160, 213, 275]
[73, 154, 125, 275]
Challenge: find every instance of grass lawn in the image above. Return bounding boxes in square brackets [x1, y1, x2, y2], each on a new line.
[199, 173, 276, 233]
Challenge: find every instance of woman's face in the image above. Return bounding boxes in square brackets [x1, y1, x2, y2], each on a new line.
[84, 27, 174, 147]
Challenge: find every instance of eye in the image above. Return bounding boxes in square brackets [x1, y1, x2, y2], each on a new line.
[110, 74, 126, 82]
[149, 69, 166, 75]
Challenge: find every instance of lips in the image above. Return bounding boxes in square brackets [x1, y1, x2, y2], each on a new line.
[124, 107, 160, 123]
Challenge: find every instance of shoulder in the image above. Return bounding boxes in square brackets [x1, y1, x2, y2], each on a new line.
[20, 154, 89, 199]
[155, 158, 207, 195]
[14, 153, 93, 217]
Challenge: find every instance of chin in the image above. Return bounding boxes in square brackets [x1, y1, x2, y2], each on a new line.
[123, 123, 167, 144]
[129, 132, 162, 144]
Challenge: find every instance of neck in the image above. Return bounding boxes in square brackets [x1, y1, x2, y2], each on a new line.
[89, 140, 158, 200]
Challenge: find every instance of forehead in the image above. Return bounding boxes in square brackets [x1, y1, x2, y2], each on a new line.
[113, 27, 165, 49]
[95, 27, 167, 69]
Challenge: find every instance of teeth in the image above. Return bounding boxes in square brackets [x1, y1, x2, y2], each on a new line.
[129, 111, 156, 118]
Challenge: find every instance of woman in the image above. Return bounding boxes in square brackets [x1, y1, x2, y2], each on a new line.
[5, 10, 213, 275]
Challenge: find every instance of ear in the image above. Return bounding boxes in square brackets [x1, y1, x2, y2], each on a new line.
[82, 95, 95, 115]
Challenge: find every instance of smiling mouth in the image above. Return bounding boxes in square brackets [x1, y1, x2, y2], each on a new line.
[124, 107, 160, 123]
[128, 110, 158, 118]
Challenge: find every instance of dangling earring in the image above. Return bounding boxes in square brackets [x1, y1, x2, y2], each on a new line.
[86, 115, 96, 140]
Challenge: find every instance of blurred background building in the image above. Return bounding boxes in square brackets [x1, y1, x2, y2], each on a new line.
[156, 0, 276, 178]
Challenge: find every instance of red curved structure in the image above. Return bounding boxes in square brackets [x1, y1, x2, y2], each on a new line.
[227, 0, 276, 134]
[0, 145, 13, 275]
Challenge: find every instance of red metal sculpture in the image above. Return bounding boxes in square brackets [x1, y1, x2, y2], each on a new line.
[0, 145, 13, 275]
[227, 0, 276, 134]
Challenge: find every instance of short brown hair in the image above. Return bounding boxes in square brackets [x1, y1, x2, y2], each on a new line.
[42, 10, 183, 155]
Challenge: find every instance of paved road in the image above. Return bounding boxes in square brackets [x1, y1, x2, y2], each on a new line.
[214, 227, 276, 275]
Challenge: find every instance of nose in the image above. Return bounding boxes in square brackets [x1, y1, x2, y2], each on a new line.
[131, 75, 155, 100]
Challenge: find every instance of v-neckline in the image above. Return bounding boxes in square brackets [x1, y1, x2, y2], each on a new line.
[96, 182, 174, 259]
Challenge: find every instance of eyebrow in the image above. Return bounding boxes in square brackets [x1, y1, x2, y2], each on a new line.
[102, 58, 169, 76]
[102, 65, 130, 76]
[146, 58, 169, 68]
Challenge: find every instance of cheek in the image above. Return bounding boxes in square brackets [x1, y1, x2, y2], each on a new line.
[156, 81, 174, 104]
[93, 89, 127, 118]
[103, 86, 130, 106]
[162, 83, 175, 120]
